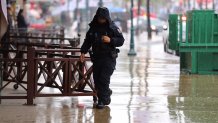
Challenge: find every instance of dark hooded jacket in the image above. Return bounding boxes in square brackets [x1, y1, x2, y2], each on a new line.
[81, 7, 125, 56]
[17, 10, 28, 29]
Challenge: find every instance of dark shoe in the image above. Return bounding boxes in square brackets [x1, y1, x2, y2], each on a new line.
[96, 101, 105, 109]
[103, 98, 111, 105]
[103, 89, 112, 105]
[102, 89, 112, 105]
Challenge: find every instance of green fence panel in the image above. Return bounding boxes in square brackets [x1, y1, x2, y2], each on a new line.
[180, 52, 218, 74]
[197, 52, 213, 72]
[214, 14, 218, 43]
[169, 14, 179, 50]
[186, 10, 214, 45]
[178, 10, 218, 74]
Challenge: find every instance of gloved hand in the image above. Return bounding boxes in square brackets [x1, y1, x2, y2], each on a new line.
[102, 36, 111, 43]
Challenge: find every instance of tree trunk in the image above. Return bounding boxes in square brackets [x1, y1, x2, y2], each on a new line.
[136, 0, 141, 35]
[187, 0, 191, 10]
[199, 0, 203, 9]
[206, 0, 208, 9]
[147, 0, 152, 40]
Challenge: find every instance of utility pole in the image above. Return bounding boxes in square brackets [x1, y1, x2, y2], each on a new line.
[67, 0, 70, 13]
[74, 0, 79, 21]
[85, 0, 89, 30]
[212, 0, 215, 9]
[128, 0, 137, 56]
[147, 0, 152, 40]
[75, 0, 81, 33]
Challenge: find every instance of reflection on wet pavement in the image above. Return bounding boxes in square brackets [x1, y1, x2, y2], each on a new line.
[1, 33, 218, 123]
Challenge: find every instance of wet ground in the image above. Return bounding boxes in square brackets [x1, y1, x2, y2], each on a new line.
[1, 33, 218, 123]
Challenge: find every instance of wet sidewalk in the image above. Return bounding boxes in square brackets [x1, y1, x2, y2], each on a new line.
[1, 33, 218, 123]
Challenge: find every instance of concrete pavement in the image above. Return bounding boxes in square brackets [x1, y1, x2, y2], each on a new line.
[0, 32, 218, 123]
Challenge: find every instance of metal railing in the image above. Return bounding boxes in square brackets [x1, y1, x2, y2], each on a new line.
[0, 48, 96, 105]
[0, 28, 96, 105]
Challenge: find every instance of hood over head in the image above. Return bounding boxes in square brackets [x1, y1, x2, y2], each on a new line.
[89, 7, 113, 27]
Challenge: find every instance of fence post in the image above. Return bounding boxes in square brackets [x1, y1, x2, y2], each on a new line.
[78, 61, 85, 91]
[27, 47, 35, 105]
[47, 52, 54, 87]
[0, 54, 2, 104]
[2, 47, 9, 81]
[63, 60, 69, 96]
[16, 44, 23, 88]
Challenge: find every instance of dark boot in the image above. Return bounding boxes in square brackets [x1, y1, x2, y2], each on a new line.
[103, 89, 113, 105]
[96, 100, 105, 109]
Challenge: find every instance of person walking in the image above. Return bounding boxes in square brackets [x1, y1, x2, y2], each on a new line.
[80, 7, 125, 109]
[17, 9, 28, 44]
[17, 9, 28, 29]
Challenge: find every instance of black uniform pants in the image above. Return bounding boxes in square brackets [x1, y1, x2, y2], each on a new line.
[93, 56, 116, 104]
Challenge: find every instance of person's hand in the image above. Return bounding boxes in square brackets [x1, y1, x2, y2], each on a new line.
[80, 53, 85, 62]
[102, 36, 111, 43]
